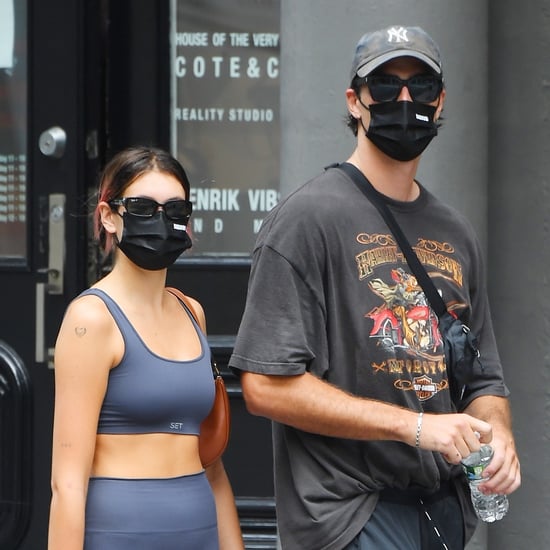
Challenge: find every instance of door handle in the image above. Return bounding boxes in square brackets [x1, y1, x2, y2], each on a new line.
[35, 193, 66, 367]
[37, 193, 65, 295]
[35, 282, 54, 367]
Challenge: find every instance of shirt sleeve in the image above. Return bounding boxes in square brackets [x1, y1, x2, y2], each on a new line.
[230, 243, 328, 378]
[458, 230, 510, 409]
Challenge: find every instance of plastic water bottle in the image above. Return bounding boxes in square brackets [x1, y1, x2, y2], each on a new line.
[461, 445, 509, 522]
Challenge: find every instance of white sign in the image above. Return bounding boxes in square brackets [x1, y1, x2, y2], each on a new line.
[0, 0, 14, 69]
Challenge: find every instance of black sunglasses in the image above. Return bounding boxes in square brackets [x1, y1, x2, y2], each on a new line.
[364, 73, 443, 103]
[109, 197, 193, 221]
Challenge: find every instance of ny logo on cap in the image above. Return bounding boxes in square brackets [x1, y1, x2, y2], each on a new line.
[387, 26, 408, 43]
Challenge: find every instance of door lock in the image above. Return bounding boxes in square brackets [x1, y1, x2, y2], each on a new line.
[39, 126, 67, 158]
[37, 193, 65, 294]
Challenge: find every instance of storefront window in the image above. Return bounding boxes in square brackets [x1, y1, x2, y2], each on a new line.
[0, 0, 27, 265]
[170, 0, 280, 257]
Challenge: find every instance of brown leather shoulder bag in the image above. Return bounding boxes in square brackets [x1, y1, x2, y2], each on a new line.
[166, 287, 231, 467]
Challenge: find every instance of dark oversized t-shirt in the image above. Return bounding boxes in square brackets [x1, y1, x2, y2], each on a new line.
[230, 167, 509, 550]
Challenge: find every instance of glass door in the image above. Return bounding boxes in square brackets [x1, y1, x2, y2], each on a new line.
[0, 1, 102, 547]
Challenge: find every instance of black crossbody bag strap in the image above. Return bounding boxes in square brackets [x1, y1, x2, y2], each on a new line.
[337, 161, 447, 318]
[336, 162, 483, 412]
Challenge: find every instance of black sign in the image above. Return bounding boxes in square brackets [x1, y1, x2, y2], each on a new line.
[171, 0, 280, 257]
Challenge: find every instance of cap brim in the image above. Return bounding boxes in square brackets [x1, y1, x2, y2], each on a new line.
[356, 49, 442, 78]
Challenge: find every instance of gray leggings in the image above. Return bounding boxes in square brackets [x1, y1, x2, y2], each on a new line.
[84, 472, 218, 550]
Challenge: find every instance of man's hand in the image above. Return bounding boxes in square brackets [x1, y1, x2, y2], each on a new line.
[475, 432, 521, 495]
[418, 412, 492, 464]
[464, 395, 521, 495]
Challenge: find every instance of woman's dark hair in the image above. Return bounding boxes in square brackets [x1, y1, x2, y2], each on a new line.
[94, 146, 191, 253]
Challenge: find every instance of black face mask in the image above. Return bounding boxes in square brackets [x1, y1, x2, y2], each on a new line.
[360, 100, 438, 162]
[116, 210, 192, 270]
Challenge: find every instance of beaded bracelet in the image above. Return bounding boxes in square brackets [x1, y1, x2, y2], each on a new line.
[415, 411, 424, 448]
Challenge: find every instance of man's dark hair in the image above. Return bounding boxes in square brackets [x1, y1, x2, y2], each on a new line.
[346, 77, 364, 136]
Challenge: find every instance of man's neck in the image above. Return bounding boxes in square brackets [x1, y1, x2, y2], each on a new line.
[346, 140, 421, 202]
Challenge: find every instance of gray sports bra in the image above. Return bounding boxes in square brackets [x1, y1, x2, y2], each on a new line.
[80, 288, 215, 435]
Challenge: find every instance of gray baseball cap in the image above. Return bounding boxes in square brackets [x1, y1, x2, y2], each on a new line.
[351, 25, 442, 81]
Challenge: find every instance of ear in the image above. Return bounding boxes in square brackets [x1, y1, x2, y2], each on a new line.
[435, 88, 446, 120]
[98, 201, 118, 235]
[345, 88, 362, 120]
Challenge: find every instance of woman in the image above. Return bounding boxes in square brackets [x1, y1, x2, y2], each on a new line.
[48, 146, 243, 549]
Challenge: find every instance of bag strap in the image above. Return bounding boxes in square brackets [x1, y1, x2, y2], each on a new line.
[165, 286, 202, 326]
[165, 287, 220, 377]
[337, 162, 447, 319]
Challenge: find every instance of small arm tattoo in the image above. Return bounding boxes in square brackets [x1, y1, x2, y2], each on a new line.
[74, 326, 87, 337]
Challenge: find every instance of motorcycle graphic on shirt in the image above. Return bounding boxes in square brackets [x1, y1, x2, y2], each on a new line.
[357, 236, 468, 402]
[366, 268, 443, 359]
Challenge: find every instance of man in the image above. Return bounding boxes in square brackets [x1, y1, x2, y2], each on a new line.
[229, 25, 520, 549]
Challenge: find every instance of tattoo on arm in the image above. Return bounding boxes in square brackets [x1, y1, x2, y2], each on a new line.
[75, 326, 87, 337]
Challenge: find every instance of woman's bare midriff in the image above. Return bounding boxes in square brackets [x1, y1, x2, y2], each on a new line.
[91, 433, 203, 478]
